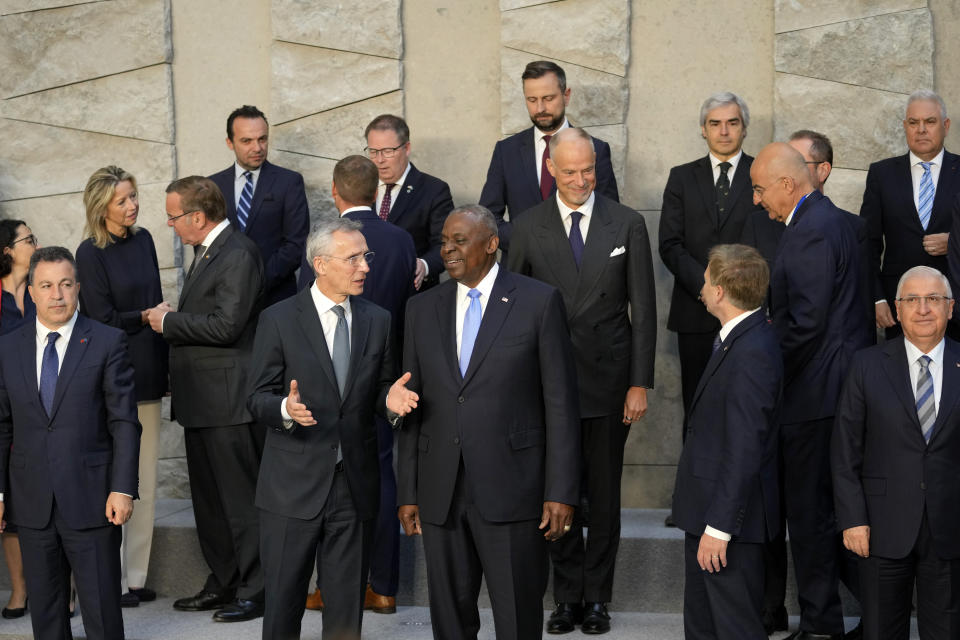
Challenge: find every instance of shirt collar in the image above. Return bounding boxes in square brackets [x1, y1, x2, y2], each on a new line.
[909, 148, 945, 168]
[234, 162, 263, 181]
[380, 162, 412, 189]
[457, 262, 499, 303]
[340, 206, 373, 216]
[310, 283, 352, 319]
[538, 118, 570, 142]
[784, 191, 814, 227]
[556, 191, 596, 220]
[718, 307, 760, 343]
[36, 309, 79, 342]
[198, 218, 230, 248]
[709, 150, 743, 174]
[904, 335, 946, 367]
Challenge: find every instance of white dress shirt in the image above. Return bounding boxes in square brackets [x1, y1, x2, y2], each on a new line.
[556, 191, 595, 244]
[455, 263, 499, 359]
[233, 163, 262, 210]
[904, 336, 945, 415]
[535, 118, 570, 184]
[709, 150, 743, 186]
[909, 148, 945, 212]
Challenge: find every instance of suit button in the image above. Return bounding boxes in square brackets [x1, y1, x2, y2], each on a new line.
[920, 481, 926, 490]
[330, 444, 337, 450]
[458, 396, 464, 404]
[453, 437, 460, 445]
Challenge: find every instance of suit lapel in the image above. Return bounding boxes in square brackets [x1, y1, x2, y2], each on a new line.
[294, 288, 340, 397]
[48, 316, 92, 421]
[694, 156, 718, 227]
[689, 312, 762, 411]
[461, 270, 516, 388]
[18, 323, 39, 409]
[179, 225, 232, 309]
[434, 281, 461, 383]
[519, 129, 543, 204]
[387, 164, 420, 225]
[342, 299, 372, 402]
[931, 151, 960, 229]
[928, 339, 960, 445]
[894, 154, 923, 229]
[571, 199, 619, 315]
[880, 338, 925, 440]
[720, 155, 751, 229]
[532, 200, 579, 300]
[245, 161, 275, 232]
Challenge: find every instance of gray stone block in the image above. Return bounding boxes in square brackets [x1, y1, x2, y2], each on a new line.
[0, 0, 171, 98]
[270, 41, 402, 124]
[2, 0, 84, 15]
[501, 0, 629, 77]
[824, 169, 869, 217]
[500, 0, 554, 10]
[272, 0, 402, 59]
[775, 0, 926, 33]
[0, 191, 84, 251]
[271, 150, 338, 226]
[776, 9, 932, 94]
[156, 457, 190, 500]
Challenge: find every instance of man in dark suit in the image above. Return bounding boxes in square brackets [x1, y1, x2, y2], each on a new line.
[210, 105, 310, 307]
[364, 114, 454, 291]
[397, 205, 581, 640]
[0, 246, 140, 640]
[862, 90, 960, 340]
[298, 156, 416, 614]
[479, 60, 619, 253]
[672, 243, 782, 640]
[659, 92, 764, 455]
[508, 127, 656, 635]
[834, 266, 960, 640]
[146, 176, 266, 622]
[752, 143, 872, 640]
[248, 216, 418, 640]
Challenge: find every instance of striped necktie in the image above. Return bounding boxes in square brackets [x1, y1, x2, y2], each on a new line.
[237, 171, 254, 231]
[916, 355, 936, 443]
[918, 162, 934, 230]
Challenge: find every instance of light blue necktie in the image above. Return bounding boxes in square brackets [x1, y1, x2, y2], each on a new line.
[916, 355, 936, 443]
[459, 289, 482, 376]
[237, 171, 254, 231]
[918, 162, 934, 230]
[39, 331, 60, 416]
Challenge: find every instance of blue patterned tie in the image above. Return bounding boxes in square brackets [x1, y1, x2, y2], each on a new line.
[459, 289, 482, 376]
[918, 162, 934, 230]
[916, 355, 935, 443]
[237, 171, 254, 231]
[39, 331, 60, 415]
[569, 211, 585, 268]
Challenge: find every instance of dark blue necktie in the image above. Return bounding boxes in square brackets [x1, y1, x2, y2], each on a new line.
[569, 211, 585, 268]
[712, 333, 722, 353]
[237, 171, 254, 231]
[40, 331, 60, 415]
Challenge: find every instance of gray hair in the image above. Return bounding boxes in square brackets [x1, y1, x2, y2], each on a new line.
[700, 91, 750, 129]
[449, 204, 498, 237]
[906, 89, 947, 121]
[306, 217, 364, 262]
[896, 265, 953, 299]
[549, 127, 594, 157]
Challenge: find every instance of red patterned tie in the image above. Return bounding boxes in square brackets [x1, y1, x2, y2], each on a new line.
[378, 183, 396, 221]
[540, 134, 554, 201]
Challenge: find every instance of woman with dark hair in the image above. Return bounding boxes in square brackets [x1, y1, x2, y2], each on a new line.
[76, 166, 169, 608]
[0, 218, 36, 618]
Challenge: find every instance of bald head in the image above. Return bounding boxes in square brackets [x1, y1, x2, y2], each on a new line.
[750, 142, 814, 222]
[547, 127, 597, 208]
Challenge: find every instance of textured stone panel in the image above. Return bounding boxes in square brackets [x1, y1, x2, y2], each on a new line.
[273, 91, 404, 161]
[0, 119, 175, 201]
[0, 192, 84, 252]
[824, 168, 869, 217]
[158, 398, 185, 459]
[135, 182, 175, 269]
[774, 74, 905, 171]
[271, 42, 402, 124]
[271, 150, 338, 226]
[621, 464, 676, 508]
[272, 0, 401, 59]
[501, 0, 629, 77]
[583, 123, 626, 193]
[500, 0, 553, 9]
[775, 0, 926, 33]
[156, 457, 190, 499]
[159, 266, 179, 311]
[0, 0, 171, 98]
[776, 9, 932, 94]
[500, 49, 627, 136]
[3, 65, 174, 143]
[1, 0, 88, 15]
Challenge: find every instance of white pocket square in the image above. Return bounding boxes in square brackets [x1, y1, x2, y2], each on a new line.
[609, 246, 626, 257]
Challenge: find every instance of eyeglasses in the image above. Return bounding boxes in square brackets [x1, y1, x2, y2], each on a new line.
[324, 251, 375, 267]
[752, 177, 786, 198]
[12, 234, 37, 247]
[804, 161, 824, 166]
[167, 210, 198, 223]
[896, 295, 952, 307]
[364, 144, 405, 159]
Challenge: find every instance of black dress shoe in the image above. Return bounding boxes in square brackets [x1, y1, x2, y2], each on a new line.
[546, 602, 584, 634]
[785, 631, 843, 640]
[762, 605, 788, 634]
[120, 591, 140, 608]
[173, 590, 233, 612]
[212, 598, 264, 622]
[1, 598, 27, 619]
[843, 621, 863, 640]
[664, 514, 676, 527]
[129, 587, 157, 602]
[581, 602, 611, 635]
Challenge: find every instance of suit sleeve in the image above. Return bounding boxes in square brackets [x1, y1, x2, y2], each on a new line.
[594, 139, 620, 203]
[659, 167, 707, 298]
[739, 211, 758, 246]
[103, 332, 142, 497]
[539, 290, 582, 506]
[628, 214, 657, 388]
[75, 241, 144, 333]
[949, 198, 960, 296]
[421, 181, 455, 277]
[264, 172, 310, 293]
[396, 301, 423, 506]
[479, 141, 511, 247]
[163, 244, 263, 346]
[246, 309, 287, 432]
[859, 164, 886, 302]
[831, 353, 870, 530]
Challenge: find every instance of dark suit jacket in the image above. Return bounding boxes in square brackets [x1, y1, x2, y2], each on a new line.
[672, 310, 782, 543]
[0, 315, 140, 530]
[861, 151, 960, 305]
[248, 290, 395, 522]
[397, 268, 581, 525]
[771, 191, 873, 424]
[833, 337, 960, 560]
[298, 208, 417, 344]
[659, 153, 763, 333]
[385, 163, 454, 289]
[480, 127, 619, 252]
[507, 194, 657, 417]
[210, 160, 309, 306]
[164, 224, 265, 428]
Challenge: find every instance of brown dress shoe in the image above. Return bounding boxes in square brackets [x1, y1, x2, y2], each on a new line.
[363, 585, 396, 614]
[304, 589, 324, 611]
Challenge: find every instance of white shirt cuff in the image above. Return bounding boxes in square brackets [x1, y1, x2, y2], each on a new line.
[160, 310, 168, 332]
[280, 396, 294, 429]
[419, 258, 429, 277]
[704, 525, 731, 542]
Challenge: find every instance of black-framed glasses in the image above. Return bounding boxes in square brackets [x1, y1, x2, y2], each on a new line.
[896, 295, 952, 307]
[324, 251, 375, 268]
[12, 234, 37, 247]
[364, 144, 405, 159]
[167, 210, 198, 223]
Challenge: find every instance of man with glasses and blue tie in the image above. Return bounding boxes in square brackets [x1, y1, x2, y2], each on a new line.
[210, 105, 309, 306]
[861, 90, 960, 342]
[833, 265, 960, 640]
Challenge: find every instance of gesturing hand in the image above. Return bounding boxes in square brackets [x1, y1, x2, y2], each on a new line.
[387, 372, 419, 416]
[287, 379, 316, 426]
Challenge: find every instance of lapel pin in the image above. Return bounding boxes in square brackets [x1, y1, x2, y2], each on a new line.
[80, 338, 87, 344]
[406, 185, 414, 193]
[501, 297, 509, 302]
